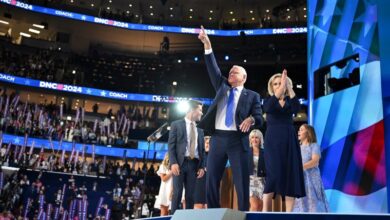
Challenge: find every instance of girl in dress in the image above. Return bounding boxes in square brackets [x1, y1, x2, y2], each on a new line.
[294, 124, 329, 212]
[154, 153, 173, 216]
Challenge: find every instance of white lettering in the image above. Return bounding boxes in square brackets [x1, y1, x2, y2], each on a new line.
[109, 92, 128, 99]
[272, 28, 287, 34]
[181, 28, 196, 34]
[94, 17, 109, 24]
[205, 29, 215, 35]
[113, 21, 128, 28]
[39, 81, 58, 89]
[0, 0, 11, 4]
[0, 74, 15, 82]
[147, 25, 164, 31]
[55, 10, 74, 18]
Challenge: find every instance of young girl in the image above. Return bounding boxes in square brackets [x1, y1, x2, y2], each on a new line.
[154, 153, 172, 216]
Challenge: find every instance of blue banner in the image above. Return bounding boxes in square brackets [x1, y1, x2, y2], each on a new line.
[2, 133, 167, 160]
[0, 72, 213, 105]
[0, 0, 307, 37]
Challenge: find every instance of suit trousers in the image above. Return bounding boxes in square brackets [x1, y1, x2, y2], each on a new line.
[171, 158, 199, 214]
[206, 130, 250, 211]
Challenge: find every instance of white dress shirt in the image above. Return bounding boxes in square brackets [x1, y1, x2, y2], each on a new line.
[215, 86, 243, 131]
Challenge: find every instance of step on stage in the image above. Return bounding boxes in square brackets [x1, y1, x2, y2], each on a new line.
[141, 208, 390, 220]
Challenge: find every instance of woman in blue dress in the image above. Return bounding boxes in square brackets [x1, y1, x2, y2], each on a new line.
[262, 69, 305, 212]
[293, 124, 329, 212]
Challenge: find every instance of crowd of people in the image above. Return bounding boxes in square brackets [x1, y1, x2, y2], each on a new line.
[0, 40, 172, 95]
[0, 89, 163, 148]
[0, 142, 163, 219]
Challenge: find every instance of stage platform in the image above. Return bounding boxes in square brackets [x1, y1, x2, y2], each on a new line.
[141, 209, 390, 220]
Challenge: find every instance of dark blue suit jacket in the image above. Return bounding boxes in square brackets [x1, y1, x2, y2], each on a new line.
[197, 52, 263, 150]
[168, 119, 205, 169]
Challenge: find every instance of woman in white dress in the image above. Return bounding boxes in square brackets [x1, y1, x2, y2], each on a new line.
[154, 153, 173, 216]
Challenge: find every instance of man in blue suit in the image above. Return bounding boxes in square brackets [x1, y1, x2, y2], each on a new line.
[169, 100, 206, 214]
[197, 26, 263, 211]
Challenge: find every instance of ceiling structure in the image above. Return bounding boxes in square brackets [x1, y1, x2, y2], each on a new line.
[1, 0, 308, 100]
[24, 0, 307, 29]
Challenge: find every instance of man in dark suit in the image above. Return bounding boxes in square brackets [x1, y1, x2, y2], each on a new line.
[197, 26, 263, 211]
[169, 100, 205, 214]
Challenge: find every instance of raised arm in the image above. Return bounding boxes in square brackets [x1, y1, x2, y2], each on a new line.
[274, 69, 288, 99]
[198, 26, 223, 91]
[198, 25, 212, 50]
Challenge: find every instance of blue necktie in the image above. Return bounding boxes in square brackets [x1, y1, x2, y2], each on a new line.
[225, 88, 235, 127]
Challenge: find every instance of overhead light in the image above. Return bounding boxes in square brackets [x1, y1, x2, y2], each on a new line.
[225, 55, 229, 61]
[189, 8, 193, 12]
[251, 17, 255, 21]
[91, 3, 94, 7]
[177, 101, 189, 113]
[20, 32, 31, 38]
[33, 24, 45, 29]
[178, 59, 182, 63]
[266, 9, 269, 13]
[172, 81, 177, 86]
[28, 28, 40, 34]
[232, 18, 236, 21]
[126, 11, 130, 14]
[249, 10, 253, 14]
[72, 70, 76, 74]
[287, 8, 290, 12]
[150, 5, 153, 9]
[230, 11, 234, 15]
[304, 15, 307, 18]
[209, 17, 212, 20]
[304, 7, 307, 11]
[209, 10, 213, 13]
[0, 20, 9, 25]
[109, 0, 112, 3]
[287, 16, 291, 19]
[129, 4, 132, 7]
[170, 7, 173, 10]
[244, 59, 247, 63]
[170, 14, 174, 17]
[150, 12, 154, 16]
[189, 15, 192, 19]
[107, 7, 110, 10]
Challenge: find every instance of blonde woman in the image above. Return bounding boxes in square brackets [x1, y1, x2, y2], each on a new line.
[249, 129, 266, 211]
[262, 70, 305, 212]
[154, 153, 173, 216]
[294, 124, 329, 212]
